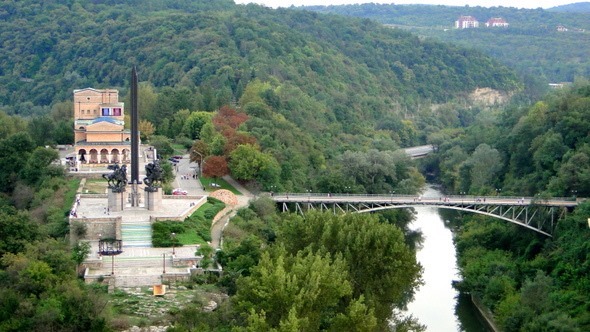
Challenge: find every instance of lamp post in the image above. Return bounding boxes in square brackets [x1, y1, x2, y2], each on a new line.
[162, 253, 166, 274]
[344, 186, 351, 195]
[571, 190, 577, 200]
[171, 232, 176, 256]
[495, 188, 501, 196]
[389, 190, 395, 203]
[460, 191, 466, 204]
[306, 189, 312, 201]
[97, 233, 102, 257]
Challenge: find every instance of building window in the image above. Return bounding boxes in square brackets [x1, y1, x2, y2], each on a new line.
[102, 107, 111, 116]
[113, 107, 122, 116]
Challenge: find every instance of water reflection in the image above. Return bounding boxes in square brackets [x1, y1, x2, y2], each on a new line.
[405, 187, 490, 331]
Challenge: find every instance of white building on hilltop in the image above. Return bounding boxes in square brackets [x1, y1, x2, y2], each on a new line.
[455, 16, 479, 29]
[486, 17, 509, 27]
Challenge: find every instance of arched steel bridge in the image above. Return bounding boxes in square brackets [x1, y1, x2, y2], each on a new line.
[270, 193, 581, 237]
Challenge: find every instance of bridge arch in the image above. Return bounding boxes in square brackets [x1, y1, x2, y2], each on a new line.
[359, 204, 554, 237]
[273, 194, 576, 237]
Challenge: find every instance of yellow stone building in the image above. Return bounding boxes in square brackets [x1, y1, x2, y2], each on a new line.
[73, 88, 131, 164]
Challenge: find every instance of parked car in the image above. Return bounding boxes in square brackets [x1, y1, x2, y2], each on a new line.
[172, 155, 183, 159]
[172, 188, 188, 195]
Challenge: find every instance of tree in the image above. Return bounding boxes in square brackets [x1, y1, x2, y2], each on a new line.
[149, 135, 174, 157]
[233, 246, 372, 331]
[196, 243, 215, 269]
[229, 144, 280, 186]
[0, 207, 39, 257]
[20, 146, 61, 186]
[182, 111, 214, 140]
[139, 119, 156, 141]
[71, 241, 91, 276]
[339, 149, 418, 193]
[467, 143, 502, 192]
[239, 79, 270, 107]
[202, 156, 229, 180]
[277, 212, 422, 327]
[212, 106, 249, 131]
[0, 132, 35, 192]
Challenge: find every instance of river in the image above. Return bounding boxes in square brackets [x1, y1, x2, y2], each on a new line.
[405, 187, 490, 331]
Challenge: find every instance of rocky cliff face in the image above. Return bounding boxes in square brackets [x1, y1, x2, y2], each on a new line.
[469, 87, 511, 106]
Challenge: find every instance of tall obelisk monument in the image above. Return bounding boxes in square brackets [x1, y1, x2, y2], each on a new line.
[130, 66, 141, 206]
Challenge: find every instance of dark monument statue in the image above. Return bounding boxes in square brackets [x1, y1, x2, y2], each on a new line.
[103, 164, 127, 192]
[144, 160, 163, 191]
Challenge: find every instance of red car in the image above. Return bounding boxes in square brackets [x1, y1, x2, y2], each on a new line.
[172, 188, 188, 195]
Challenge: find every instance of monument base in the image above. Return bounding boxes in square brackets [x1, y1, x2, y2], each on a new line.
[108, 189, 125, 212]
[145, 188, 162, 211]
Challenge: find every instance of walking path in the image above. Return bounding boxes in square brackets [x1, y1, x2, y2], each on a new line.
[210, 176, 254, 249]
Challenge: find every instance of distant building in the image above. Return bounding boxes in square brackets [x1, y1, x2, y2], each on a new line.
[548, 82, 571, 89]
[485, 17, 509, 27]
[73, 88, 132, 165]
[455, 16, 479, 29]
[556, 25, 569, 32]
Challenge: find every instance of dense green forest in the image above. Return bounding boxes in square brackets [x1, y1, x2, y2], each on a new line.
[304, 4, 590, 86]
[0, 0, 520, 193]
[549, 2, 590, 12]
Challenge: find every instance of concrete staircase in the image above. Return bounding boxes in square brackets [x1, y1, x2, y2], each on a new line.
[121, 222, 152, 248]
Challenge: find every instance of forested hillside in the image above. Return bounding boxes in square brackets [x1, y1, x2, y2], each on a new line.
[0, 0, 521, 193]
[549, 2, 590, 12]
[1, 0, 518, 113]
[424, 81, 590, 331]
[305, 4, 590, 87]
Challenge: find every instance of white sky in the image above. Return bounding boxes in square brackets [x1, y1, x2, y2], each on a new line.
[234, 0, 579, 9]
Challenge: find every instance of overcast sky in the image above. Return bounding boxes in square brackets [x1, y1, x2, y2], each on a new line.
[234, 0, 579, 9]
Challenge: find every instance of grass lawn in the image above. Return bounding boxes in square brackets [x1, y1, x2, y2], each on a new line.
[152, 197, 225, 247]
[199, 176, 241, 195]
[171, 143, 187, 155]
[64, 178, 81, 214]
[83, 179, 108, 194]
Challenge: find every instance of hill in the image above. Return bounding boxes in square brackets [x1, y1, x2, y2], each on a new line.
[303, 4, 590, 87]
[1, 0, 517, 113]
[549, 1, 590, 12]
[0, 0, 521, 194]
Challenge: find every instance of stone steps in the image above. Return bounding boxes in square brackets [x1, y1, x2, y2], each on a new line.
[121, 222, 152, 248]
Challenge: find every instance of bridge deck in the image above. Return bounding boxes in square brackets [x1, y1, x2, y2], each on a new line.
[270, 194, 578, 207]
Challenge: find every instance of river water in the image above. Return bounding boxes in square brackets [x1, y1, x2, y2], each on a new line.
[405, 187, 489, 331]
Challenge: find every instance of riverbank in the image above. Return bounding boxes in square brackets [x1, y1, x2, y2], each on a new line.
[471, 295, 502, 332]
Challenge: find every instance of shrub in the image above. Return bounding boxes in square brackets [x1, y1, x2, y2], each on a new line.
[152, 221, 186, 247]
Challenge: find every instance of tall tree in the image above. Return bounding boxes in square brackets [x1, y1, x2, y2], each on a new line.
[202, 156, 229, 180]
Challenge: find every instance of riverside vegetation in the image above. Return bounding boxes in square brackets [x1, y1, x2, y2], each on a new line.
[0, 0, 588, 331]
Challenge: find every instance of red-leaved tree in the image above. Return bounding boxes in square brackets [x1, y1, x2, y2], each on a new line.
[202, 156, 229, 180]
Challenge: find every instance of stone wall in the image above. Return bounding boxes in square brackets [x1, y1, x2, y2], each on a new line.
[70, 216, 121, 244]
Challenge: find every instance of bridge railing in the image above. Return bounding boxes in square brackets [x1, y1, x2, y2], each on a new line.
[269, 192, 579, 202]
